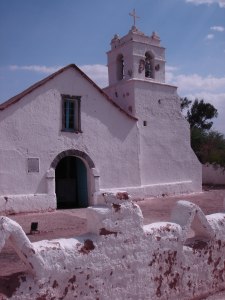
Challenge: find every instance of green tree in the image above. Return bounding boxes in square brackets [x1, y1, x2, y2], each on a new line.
[180, 97, 192, 111]
[186, 99, 218, 130]
[180, 97, 225, 169]
[191, 129, 225, 167]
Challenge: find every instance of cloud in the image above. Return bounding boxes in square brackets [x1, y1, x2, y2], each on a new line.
[165, 65, 179, 83]
[79, 64, 108, 88]
[171, 74, 225, 93]
[9, 65, 62, 74]
[166, 66, 179, 72]
[166, 68, 225, 134]
[185, 0, 225, 8]
[210, 26, 225, 32]
[205, 34, 214, 40]
[9, 63, 109, 88]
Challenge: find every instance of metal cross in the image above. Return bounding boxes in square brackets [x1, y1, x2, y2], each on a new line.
[129, 9, 140, 27]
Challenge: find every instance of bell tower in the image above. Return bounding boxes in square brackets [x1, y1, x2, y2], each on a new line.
[107, 28, 166, 85]
[103, 21, 166, 115]
[102, 12, 201, 198]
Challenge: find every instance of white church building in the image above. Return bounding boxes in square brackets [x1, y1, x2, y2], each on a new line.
[0, 25, 201, 213]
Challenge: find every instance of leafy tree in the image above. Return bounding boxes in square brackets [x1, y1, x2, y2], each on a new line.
[191, 129, 225, 168]
[180, 97, 192, 111]
[186, 99, 218, 130]
[180, 97, 225, 169]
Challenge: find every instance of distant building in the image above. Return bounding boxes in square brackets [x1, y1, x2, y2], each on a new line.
[0, 25, 201, 213]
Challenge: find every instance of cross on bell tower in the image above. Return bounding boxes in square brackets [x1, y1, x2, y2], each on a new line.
[129, 9, 140, 28]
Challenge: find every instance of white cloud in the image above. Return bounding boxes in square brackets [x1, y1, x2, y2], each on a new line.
[186, 0, 225, 8]
[165, 65, 179, 83]
[79, 64, 108, 88]
[171, 73, 225, 93]
[9, 64, 62, 74]
[166, 68, 225, 134]
[205, 33, 214, 40]
[210, 26, 225, 32]
[9, 64, 109, 88]
[166, 65, 179, 72]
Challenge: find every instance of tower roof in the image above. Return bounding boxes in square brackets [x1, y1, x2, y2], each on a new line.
[110, 26, 162, 51]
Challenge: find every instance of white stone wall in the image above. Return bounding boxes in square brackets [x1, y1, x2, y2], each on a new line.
[105, 78, 202, 197]
[1, 192, 225, 299]
[134, 80, 202, 195]
[0, 66, 140, 213]
[203, 164, 225, 185]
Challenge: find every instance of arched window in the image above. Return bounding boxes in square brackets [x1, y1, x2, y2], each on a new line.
[117, 54, 125, 81]
[145, 52, 154, 78]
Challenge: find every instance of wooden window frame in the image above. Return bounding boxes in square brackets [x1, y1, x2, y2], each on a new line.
[61, 94, 81, 133]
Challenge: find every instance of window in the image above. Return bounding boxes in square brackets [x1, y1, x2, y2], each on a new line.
[62, 95, 81, 132]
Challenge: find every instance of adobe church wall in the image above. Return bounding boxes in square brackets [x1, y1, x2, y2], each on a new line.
[0, 67, 141, 213]
[1, 192, 225, 299]
[134, 81, 202, 194]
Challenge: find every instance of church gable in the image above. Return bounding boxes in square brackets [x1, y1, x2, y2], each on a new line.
[0, 64, 138, 147]
[0, 64, 136, 122]
[0, 63, 141, 206]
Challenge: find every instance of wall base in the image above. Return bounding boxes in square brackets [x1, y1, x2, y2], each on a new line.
[0, 194, 56, 215]
[98, 180, 201, 203]
[0, 180, 202, 214]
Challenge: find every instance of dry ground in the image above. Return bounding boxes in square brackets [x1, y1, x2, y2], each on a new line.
[0, 186, 225, 299]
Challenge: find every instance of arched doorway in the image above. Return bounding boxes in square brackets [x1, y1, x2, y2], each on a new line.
[55, 156, 88, 209]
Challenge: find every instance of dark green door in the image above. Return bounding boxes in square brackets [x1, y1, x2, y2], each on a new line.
[55, 156, 88, 208]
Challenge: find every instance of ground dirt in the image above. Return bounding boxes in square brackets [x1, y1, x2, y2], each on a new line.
[0, 185, 225, 299]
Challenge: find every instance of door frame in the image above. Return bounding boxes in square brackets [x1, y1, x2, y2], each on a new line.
[50, 149, 98, 207]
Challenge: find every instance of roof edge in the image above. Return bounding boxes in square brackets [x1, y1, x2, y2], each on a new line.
[0, 64, 137, 121]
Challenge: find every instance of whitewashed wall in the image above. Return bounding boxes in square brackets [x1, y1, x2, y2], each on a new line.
[203, 164, 225, 185]
[134, 80, 202, 194]
[0, 66, 140, 213]
[1, 193, 225, 300]
[104, 77, 202, 197]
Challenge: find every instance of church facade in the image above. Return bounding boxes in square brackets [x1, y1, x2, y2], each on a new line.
[0, 26, 201, 213]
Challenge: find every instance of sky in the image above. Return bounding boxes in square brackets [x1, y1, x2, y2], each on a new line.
[0, 0, 225, 134]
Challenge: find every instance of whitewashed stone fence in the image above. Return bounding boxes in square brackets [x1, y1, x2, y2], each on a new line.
[1, 192, 225, 299]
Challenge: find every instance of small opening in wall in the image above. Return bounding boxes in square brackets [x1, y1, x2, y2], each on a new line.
[30, 222, 39, 234]
[143, 121, 147, 126]
[115, 91, 118, 98]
